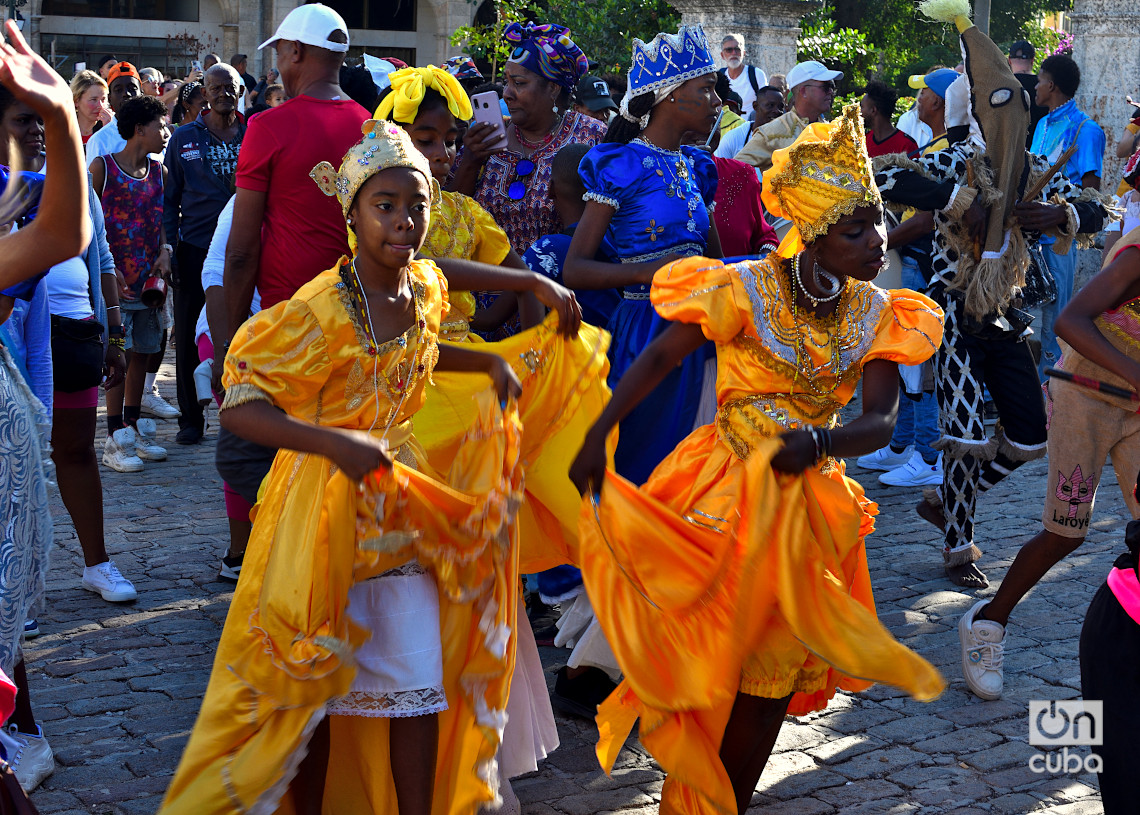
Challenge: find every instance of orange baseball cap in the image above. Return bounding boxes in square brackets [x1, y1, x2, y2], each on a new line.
[106, 62, 141, 85]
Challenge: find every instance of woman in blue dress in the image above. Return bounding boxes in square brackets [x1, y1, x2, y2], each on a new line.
[565, 24, 723, 485]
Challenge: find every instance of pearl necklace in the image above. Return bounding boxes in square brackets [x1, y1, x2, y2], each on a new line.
[793, 252, 843, 307]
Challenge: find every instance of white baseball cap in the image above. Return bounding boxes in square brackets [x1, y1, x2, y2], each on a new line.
[259, 4, 349, 53]
[785, 60, 843, 90]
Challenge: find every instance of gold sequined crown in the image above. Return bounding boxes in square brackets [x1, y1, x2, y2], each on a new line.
[311, 119, 440, 216]
[761, 103, 881, 246]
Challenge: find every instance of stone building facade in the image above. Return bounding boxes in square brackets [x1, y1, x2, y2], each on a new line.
[22, 0, 475, 78]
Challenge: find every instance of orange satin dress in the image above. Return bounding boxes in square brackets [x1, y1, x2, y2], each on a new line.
[160, 260, 523, 815]
[579, 255, 948, 815]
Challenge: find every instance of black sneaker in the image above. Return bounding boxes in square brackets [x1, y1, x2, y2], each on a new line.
[176, 426, 203, 445]
[219, 553, 243, 583]
[552, 666, 618, 719]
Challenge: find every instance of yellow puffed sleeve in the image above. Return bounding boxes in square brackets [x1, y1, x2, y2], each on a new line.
[863, 288, 945, 367]
[466, 197, 512, 266]
[220, 298, 332, 413]
[650, 257, 746, 343]
[414, 257, 450, 325]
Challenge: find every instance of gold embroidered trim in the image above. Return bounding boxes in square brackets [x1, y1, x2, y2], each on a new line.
[220, 382, 273, 411]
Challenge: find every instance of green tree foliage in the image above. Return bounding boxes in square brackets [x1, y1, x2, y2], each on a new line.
[802, 0, 1072, 102]
[450, 0, 679, 81]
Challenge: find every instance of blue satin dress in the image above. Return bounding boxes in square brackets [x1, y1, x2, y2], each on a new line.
[580, 139, 718, 485]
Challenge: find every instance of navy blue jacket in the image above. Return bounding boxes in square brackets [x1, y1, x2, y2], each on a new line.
[163, 115, 246, 250]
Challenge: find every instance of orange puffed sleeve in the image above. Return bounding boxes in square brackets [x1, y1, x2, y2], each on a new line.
[650, 256, 745, 343]
[863, 288, 945, 367]
[220, 298, 332, 413]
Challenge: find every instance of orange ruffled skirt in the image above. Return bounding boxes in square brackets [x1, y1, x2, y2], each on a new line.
[579, 427, 945, 815]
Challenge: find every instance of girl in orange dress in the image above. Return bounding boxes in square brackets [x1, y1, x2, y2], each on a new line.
[569, 105, 947, 815]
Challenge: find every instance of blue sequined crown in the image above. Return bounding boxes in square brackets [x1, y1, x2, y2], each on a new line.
[628, 25, 716, 98]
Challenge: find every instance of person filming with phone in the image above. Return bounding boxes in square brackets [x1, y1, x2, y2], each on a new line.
[449, 22, 607, 257]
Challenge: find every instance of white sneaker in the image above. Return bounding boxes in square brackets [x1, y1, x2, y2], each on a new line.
[141, 387, 180, 419]
[879, 451, 943, 487]
[133, 418, 168, 461]
[0, 724, 53, 791]
[856, 445, 913, 472]
[102, 427, 145, 473]
[82, 560, 138, 602]
[959, 599, 1005, 700]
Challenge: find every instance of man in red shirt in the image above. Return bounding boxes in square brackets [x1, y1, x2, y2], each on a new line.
[862, 79, 919, 158]
[212, 2, 368, 582]
[221, 2, 368, 332]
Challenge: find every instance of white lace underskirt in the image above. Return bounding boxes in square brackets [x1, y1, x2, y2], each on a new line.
[327, 562, 448, 719]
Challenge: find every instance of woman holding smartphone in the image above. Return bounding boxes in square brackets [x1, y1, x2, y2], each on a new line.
[449, 22, 606, 257]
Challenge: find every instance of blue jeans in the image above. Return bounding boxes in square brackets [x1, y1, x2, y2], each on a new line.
[891, 256, 939, 461]
[891, 390, 939, 461]
[1038, 243, 1077, 378]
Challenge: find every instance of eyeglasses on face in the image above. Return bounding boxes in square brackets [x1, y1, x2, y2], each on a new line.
[804, 82, 836, 93]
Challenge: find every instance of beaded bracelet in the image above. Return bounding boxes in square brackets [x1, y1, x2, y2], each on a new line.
[109, 336, 126, 350]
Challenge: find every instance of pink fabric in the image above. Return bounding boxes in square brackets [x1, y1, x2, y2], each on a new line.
[1108, 566, 1140, 626]
[0, 668, 16, 723]
[198, 334, 254, 522]
[54, 386, 99, 410]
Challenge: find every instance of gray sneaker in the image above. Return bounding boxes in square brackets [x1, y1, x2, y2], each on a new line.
[102, 427, 144, 473]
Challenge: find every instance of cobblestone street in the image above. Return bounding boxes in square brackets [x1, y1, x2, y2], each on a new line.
[24, 372, 1112, 814]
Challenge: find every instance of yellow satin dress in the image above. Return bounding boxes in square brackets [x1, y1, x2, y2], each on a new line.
[160, 260, 524, 815]
[579, 256, 948, 815]
[418, 189, 614, 572]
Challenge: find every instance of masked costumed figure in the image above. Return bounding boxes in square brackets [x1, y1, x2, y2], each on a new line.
[873, 0, 1112, 588]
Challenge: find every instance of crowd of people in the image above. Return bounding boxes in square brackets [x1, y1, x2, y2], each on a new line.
[1, 0, 1140, 811]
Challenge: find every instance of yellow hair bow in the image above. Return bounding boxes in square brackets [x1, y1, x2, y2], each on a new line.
[374, 66, 474, 125]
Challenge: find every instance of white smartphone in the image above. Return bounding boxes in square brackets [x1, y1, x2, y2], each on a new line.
[471, 91, 508, 150]
[191, 60, 202, 73]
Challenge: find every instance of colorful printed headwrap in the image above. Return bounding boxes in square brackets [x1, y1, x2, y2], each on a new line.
[374, 66, 474, 125]
[444, 56, 483, 82]
[762, 103, 882, 259]
[503, 22, 589, 91]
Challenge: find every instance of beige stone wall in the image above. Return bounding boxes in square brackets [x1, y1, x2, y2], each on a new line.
[1070, 0, 1140, 193]
[670, 0, 813, 81]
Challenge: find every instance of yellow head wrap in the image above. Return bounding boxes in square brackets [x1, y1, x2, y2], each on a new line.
[310, 119, 441, 253]
[761, 103, 882, 259]
[374, 66, 474, 124]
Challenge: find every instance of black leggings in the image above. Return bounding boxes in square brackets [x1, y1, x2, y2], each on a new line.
[1080, 578, 1140, 813]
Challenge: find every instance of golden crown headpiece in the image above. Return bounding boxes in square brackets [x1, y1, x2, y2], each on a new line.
[311, 119, 440, 217]
[762, 103, 881, 257]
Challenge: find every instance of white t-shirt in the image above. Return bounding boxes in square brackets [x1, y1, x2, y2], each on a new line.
[715, 120, 751, 160]
[897, 106, 933, 150]
[196, 195, 260, 343]
[45, 256, 95, 320]
[725, 65, 767, 118]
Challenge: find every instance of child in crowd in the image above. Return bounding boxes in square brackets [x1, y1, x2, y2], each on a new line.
[89, 93, 171, 473]
[373, 65, 615, 804]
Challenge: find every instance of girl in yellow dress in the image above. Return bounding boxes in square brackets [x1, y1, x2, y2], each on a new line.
[569, 105, 948, 815]
[160, 122, 568, 815]
[374, 65, 615, 805]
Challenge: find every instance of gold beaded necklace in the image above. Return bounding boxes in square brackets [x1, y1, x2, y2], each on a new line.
[788, 254, 846, 395]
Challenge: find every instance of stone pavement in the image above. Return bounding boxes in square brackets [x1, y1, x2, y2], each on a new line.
[24, 370, 1113, 814]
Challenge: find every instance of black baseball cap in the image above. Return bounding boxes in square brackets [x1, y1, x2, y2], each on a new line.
[1009, 40, 1035, 61]
[575, 75, 618, 113]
